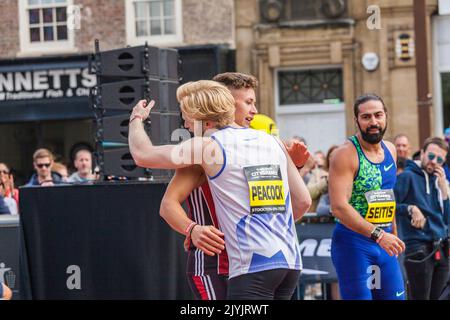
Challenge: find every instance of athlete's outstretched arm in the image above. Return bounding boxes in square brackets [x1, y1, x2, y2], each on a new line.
[160, 165, 225, 256]
[328, 145, 373, 235]
[279, 141, 311, 221]
[128, 99, 204, 170]
[329, 145, 405, 256]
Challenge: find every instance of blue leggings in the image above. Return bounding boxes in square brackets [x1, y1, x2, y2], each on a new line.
[331, 223, 405, 300]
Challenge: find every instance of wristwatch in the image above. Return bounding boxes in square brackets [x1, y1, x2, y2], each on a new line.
[370, 226, 383, 242]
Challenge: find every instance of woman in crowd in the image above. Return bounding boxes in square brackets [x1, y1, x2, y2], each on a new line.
[0, 163, 19, 215]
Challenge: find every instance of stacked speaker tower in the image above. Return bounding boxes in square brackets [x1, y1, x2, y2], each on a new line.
[89, 40, 181, 181]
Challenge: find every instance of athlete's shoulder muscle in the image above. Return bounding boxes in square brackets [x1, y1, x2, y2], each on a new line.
[330, 142, 359, 175]
[329, 142, 358, 202]
[384, 140, 397, 162]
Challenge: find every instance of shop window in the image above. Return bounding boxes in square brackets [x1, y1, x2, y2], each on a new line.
[125, 0, 182, 46]
[278, 69, 343, 105]
[18, 0, 75, 55]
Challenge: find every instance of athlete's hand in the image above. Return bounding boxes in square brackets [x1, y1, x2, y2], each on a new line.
[190, 225, 225, 256]
[284, 140, 310, 168]
[409, 205, 427, 229]
[130, 99, 155, 122]
[378, 232, 405, 256]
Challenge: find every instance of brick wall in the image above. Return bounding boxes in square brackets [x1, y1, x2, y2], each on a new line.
[182, 0, 234, 46]
[0, 0, 20, 58]
[74, 0, 126, 53]
[0, 0, 235, 59]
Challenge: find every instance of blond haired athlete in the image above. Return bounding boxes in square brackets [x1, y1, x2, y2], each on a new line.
[159, 73, 309, 300]
[129, 80, 311, 299]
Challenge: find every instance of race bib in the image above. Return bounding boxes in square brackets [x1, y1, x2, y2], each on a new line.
[364, 189, 396, 226]
[243, 165, 286, 214]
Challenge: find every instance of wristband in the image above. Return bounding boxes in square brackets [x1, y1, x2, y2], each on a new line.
[189, 224, 198, 238]
[185, 221, 197, 236]
[129, 114, 143, 124]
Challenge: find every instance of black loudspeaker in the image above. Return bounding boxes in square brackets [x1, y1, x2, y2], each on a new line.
[102, 113, 182, 145]
[148, 113, 184, 145]
[95, 46, 179, 81]
[102, 147, 170, 179]
[177, 45, 235, 83]
[91, 42, 181, 180]
[159, 49, 180, 81]
[100, 79, 179, 112]
[96, 45, 159, 78]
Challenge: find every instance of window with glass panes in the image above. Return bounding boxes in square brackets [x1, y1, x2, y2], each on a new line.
[26, 0, 68, 43]
[278, 69, 343, 105]
[133, 0, 175, 37]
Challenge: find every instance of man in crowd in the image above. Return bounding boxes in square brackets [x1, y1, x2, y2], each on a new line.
[26, 148, 63, 186]
[68, 148, 96, 183]
[395, 137, 449, 300]
[394, 134, 412, 159]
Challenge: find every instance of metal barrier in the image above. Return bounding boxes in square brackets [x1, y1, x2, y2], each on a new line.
[0, 215, 20, 299]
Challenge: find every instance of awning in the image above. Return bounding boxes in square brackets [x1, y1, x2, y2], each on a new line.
[0, 54, 95, 123]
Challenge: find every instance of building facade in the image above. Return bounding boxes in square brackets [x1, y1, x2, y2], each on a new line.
[0, 0, 234, 184]
[235, 0, 448, 153]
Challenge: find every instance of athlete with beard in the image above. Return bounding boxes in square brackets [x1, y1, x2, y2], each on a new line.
[328, 94, 406, 300]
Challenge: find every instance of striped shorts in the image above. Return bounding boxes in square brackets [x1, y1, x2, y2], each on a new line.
[187, 274, 228, 300]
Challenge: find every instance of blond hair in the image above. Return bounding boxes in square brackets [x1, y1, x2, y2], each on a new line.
[33, 148, 54, 162]
[177, 80, 235, 128]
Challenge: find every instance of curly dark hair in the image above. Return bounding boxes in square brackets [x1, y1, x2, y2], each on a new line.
[212, 72, 258, 90]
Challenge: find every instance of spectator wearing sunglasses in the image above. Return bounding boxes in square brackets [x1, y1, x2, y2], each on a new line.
[394, 137, 449, 300]
[26, 148, 63, 187]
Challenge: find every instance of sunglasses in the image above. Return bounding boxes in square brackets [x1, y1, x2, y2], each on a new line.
[427, 152, 445, 165]
[36, 163, 51, 168]
[0, 170, 9, 174]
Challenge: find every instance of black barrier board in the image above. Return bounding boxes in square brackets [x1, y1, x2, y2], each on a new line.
[296, 222, 337, 283]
